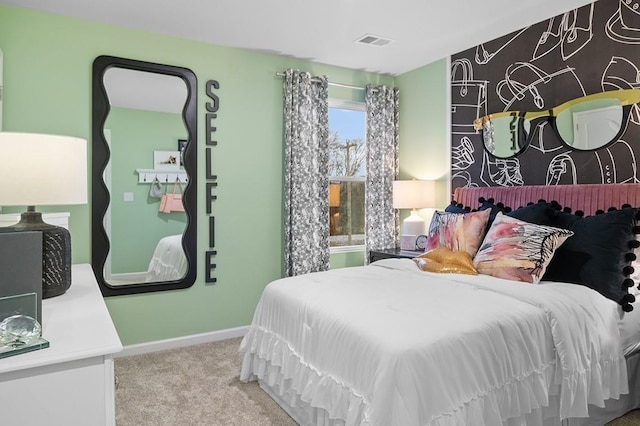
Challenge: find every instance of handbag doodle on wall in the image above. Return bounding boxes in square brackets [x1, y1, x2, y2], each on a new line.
[159, 178, 185, 213]
[149, 177, 164, 198]
[451, 58, 488, 135]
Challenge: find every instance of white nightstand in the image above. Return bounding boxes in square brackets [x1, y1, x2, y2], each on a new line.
[0, 264, 122, 426]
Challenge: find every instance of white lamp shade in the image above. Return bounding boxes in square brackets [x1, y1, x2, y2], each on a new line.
[392, 180, 435, 209]
[0, 132, 88, 206]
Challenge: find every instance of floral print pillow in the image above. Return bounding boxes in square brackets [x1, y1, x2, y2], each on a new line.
[426, 209, 491, 258]
[473, 213, 574, 283]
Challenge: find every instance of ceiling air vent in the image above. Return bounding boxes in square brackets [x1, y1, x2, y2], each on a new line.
[355, 34, 393, 47]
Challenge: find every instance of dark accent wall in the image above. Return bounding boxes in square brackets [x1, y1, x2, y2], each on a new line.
[450, 0, 640, 191]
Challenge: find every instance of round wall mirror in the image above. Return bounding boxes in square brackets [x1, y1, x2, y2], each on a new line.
[92, 55, 197, 296]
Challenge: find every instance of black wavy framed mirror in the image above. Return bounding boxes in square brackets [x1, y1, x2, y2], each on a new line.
[92, 55, 197, 296]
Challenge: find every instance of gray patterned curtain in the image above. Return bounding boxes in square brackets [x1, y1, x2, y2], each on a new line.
[283, 69, 330, 277]
[365, 85, 399, 261]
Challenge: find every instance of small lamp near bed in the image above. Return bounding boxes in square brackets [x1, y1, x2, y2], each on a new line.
[0, 132, 87, 298]
[393, 179, 435, 250]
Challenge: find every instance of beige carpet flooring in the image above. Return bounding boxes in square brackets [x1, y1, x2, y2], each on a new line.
[115, 337, 296, 426]
[115, 337, 640, 426]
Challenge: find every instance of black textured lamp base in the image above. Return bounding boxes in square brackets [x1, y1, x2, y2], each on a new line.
[11, 211, 72, 299]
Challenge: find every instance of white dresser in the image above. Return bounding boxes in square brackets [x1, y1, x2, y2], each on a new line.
[0, 264, 122, 426]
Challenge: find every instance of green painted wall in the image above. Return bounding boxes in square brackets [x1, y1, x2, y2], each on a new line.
[329, 251, 367, 269]
[0, 5, 395, 345]
[106, 107, 187, 274]
[395, 58, 450, 228]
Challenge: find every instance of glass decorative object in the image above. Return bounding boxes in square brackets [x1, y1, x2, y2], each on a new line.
[0, 315, 42, 347]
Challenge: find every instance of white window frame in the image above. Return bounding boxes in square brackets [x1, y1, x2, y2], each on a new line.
[328, 99, 367, 254]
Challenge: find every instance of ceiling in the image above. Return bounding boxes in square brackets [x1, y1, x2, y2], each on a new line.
[3, 0, 597, 76]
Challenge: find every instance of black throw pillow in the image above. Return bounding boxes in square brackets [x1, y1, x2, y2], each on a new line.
[549, 208, 583, 229]
[477, 197, 511, 229]
[445, 201, 470, 214]
[544, 207, 639, 312]
[506, 200, 557, 225]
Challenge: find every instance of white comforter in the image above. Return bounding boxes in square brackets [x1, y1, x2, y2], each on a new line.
[239, 259, 628, 426]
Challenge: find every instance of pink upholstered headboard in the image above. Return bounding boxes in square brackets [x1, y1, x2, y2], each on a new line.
[453, 184, 640, 216]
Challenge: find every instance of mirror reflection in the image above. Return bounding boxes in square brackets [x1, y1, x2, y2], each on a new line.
[103, 67, 188, 285]
[92, 55, 197, 297]
[556, 100, 622, 150]
[479, 113, 531, 158]
[474, 89, 640, 159]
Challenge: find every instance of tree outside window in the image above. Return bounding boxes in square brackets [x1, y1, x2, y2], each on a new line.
[328, 101, 366, 249]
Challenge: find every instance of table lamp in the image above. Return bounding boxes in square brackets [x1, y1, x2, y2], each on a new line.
[393, 180, 435, 250]
[0, 132, 87, 298]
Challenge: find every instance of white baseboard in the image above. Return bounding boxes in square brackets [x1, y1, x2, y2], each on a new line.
[116, 325, 249, 358]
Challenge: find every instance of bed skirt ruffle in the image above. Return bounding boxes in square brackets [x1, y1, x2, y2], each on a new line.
[240, 326, 370, 425]
[239, 324, 624, 426]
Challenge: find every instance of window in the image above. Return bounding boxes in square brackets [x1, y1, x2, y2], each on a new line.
[328, 100, 366, 251]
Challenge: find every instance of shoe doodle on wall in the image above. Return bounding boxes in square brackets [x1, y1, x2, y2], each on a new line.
[451, 136, 479, 189]
[606, 0, 640, 44]
[452, 136, 475, 171]
[480, 151, 524, 187]
[450, 0, 640, 192]
[475, 28, 529, 65]
[602, 56, 640, 125]
[597, 140, 639, 183]
[533, 3, 594, 61]
[546, 153, 577, 185]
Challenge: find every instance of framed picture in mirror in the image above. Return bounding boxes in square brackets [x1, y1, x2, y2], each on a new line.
[154, 150, 181, 170]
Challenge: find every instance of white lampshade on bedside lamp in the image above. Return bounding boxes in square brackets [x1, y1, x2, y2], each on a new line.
[0, 132, 87, 298]
[393, 180, 435, 249]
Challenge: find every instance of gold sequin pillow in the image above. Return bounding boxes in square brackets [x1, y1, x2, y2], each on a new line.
[413, 247, 478, 275]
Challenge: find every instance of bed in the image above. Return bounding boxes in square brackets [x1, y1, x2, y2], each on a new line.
[144, 234, 187, 282]
[239, 183, 640, 426]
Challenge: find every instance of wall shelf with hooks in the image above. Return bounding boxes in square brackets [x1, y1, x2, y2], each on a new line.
[136, 169, 188, 184]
